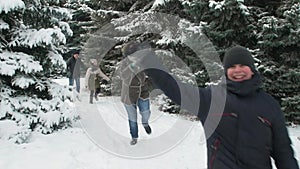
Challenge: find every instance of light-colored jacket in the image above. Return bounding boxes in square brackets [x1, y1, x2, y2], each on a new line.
[85, 67, 109, 91]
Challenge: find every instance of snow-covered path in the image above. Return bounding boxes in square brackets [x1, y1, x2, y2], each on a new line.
[73, 93, 207, 168]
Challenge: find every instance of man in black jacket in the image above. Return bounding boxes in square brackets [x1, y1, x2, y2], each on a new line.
[128, 44, 299, 169]
[66, 50, 83, 93]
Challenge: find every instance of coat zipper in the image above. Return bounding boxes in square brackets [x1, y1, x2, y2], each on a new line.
[209, 138, 221, 169]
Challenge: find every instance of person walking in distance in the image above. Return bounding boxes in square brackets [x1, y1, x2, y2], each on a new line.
[66, 50, 83, 94]
[85, 59, 110, 104]
[120, 41, 152, 145]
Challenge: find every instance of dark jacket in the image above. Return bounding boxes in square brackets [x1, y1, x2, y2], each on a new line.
[145, 67, 299, 169]
[66, 56, 83, 78]
[120, 60, 150, 105]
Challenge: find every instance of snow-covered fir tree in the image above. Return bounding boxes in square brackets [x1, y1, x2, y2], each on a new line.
[0, 0, 78, 143]
[256, 0, 300, 123]
[183, 0, 300, 123]
[64, 0, 96, 53]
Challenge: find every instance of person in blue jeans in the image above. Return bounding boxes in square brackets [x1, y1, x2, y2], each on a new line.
[120, 41, 152, 145]
[124, 98, 151, 141]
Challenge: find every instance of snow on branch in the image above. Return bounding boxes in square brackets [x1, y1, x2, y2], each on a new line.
[0, 87, 77, 141]
[9, 27, 67, 48]
[0, 51, 43, 76]
[41, 6, 72, 20]
[151, 0, 172, 9]
[59, 21, 73, 36]
[0, 120, 31, 144]
[209, 0, 225, 10]
[112, 12, 203, 45]
[95, 9, 124, 17]
[208, 0, 249, 15]
[0, 0, 25, 14]
[48, 81, 73, 101]
[0, 19, 9, 30]
[48, 51, 67, 69]
[12, 76, 35, 89]
[38, 110, 61, 129]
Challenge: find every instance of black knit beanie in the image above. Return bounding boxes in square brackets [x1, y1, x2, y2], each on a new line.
[122, 40, 151, 57]
[73, 50, 80, 55]
[122, 41, 140, 57]
[223, 45, 255, 71]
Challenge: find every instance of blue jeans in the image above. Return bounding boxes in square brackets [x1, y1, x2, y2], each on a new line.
[69, 77, 80, 93]
[124, 98, 151, 139]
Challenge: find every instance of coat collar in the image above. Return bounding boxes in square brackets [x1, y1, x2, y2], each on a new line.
[225, 73, 263, 96]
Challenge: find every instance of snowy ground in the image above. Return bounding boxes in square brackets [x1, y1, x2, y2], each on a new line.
[0, 78, 299, 169]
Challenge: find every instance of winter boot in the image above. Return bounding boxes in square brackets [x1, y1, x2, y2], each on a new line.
[144, 125, 152, 134]
[130, 138, 137, 145]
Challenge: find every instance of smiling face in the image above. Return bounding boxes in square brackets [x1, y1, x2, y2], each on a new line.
[227, 64, 254, 82]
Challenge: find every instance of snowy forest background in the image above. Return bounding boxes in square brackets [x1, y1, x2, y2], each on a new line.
[0, 0, 299, 143]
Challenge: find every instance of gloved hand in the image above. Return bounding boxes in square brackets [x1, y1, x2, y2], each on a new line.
[128, 62, 139, 72]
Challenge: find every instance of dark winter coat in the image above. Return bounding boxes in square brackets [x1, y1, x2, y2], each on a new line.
[120, 60, 150, 105]
[144, 67, 299, 169]
[66, 56, 83, 78]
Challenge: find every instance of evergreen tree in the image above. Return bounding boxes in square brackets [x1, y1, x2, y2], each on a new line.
[184, 0, 257, 49]
[183, 0, 300, 123]
[256, 0, 300, 123]
[0, 0, 78, 143]
[64, 0, 96, 54]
